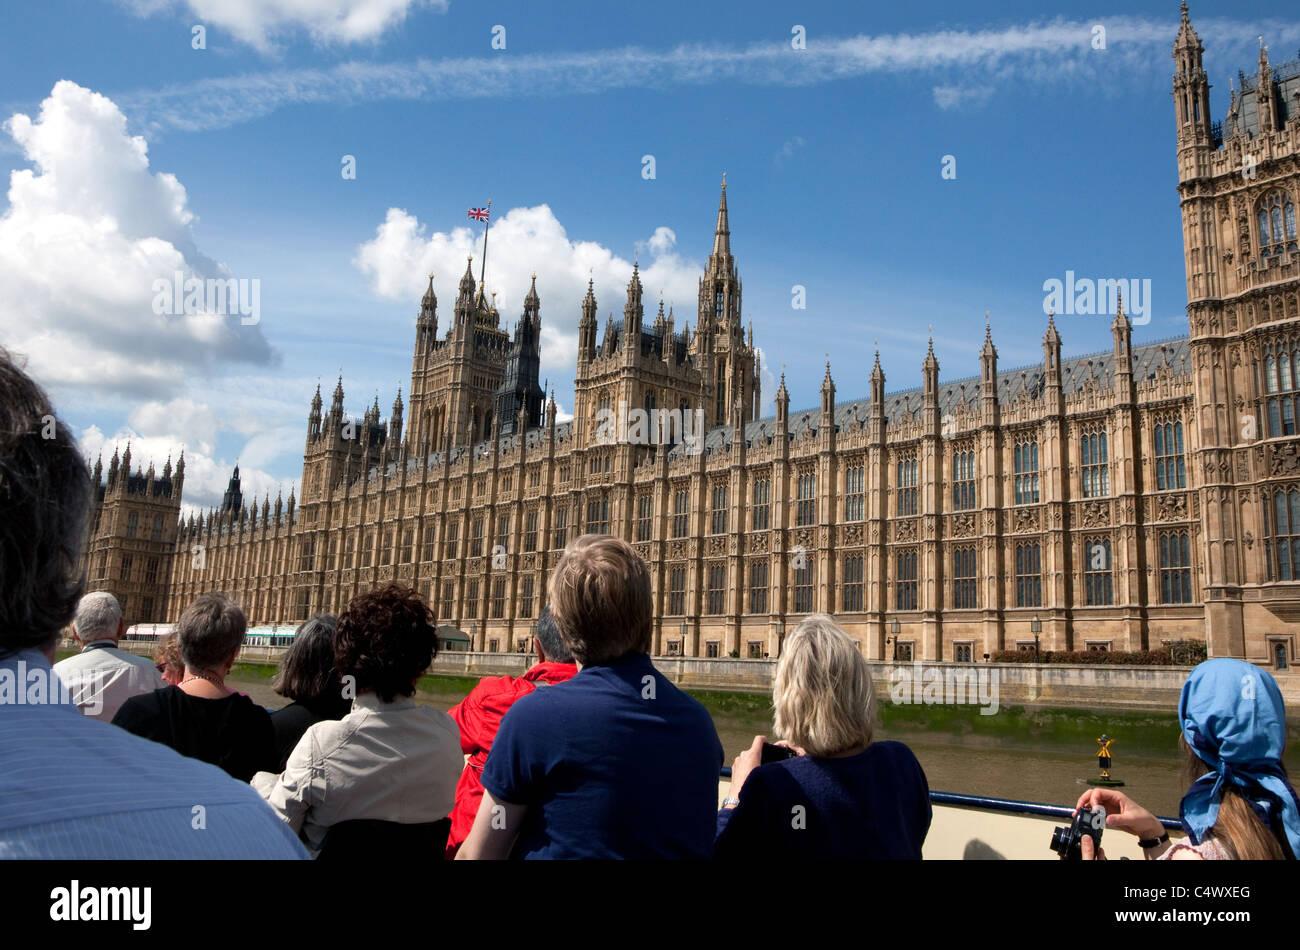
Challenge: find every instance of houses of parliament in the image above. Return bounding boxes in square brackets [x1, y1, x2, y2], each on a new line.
[81, 7, 1300, 669]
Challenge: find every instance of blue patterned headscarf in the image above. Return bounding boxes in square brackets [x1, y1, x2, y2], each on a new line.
[1179, 658, 1299, 859]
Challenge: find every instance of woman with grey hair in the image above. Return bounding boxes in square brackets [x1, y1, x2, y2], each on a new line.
[714, 613, 931, 860]
[113, 593, 277, 782]
[270, 614, 350, 771]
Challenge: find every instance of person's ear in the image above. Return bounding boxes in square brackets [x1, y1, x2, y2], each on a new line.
[533, 637, 545, 662]
[116, 617, 127, 639]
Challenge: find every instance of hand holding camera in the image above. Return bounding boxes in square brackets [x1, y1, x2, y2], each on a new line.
[1050, 805, 1106, 860]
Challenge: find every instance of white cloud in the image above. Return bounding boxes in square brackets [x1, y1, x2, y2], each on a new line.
[128, 397, 220, 455]
[932, 85, 994, 111]
[0, 81, 276, 402]
[119, 0, 445, 52]
[79, 377, 309, 513]
[354, 204, 706, 393]
[115, 16, 1300, 133]
[79, 424, 284, 517]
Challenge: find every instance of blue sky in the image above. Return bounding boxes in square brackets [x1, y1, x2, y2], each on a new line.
[1, 0, 1297, 510]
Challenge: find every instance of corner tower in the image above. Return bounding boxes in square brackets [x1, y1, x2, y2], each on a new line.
[1176, 4, 1300, 658]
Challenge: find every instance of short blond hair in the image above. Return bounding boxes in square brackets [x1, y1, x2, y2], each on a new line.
[774, 613, 875, 757]
[548, 535, 652, 665]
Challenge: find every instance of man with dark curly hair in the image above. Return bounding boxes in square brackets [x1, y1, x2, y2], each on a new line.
[252, 583, 461, 855]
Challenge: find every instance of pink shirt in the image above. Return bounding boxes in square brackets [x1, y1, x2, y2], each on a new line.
[1158, 837, 1230, 860]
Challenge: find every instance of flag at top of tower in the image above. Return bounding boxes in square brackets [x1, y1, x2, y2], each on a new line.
[467, 207, 490, 222]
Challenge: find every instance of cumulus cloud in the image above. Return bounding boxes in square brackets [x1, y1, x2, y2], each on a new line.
[0, 81, 276, 401]
[79, 426, 285, 516]
[119, 0, 445, 52]
[80, 387, 304, 515]
[354, 204, 706, 392]
[127, 397, 220, 456]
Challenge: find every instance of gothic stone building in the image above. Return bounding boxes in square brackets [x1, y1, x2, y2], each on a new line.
[103, 7, 1298, 667]
[83, 445, 184, 627]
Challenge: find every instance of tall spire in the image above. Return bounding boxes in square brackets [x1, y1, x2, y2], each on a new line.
[331, 373, 344, 417]
[709, 173, 732, 274]
[524, 272, 540, 315]
[820, 357, 835, 415]
[981, 311, 998, 360]
[578, 275, 597, 363]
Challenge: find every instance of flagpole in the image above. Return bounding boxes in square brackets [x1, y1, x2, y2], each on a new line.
[478, 199, 492, 300]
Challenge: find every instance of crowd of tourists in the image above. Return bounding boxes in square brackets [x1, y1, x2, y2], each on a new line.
[0, 345, 1296, 860]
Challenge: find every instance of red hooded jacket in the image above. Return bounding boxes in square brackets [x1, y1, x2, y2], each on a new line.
[444, 661, 577, 858]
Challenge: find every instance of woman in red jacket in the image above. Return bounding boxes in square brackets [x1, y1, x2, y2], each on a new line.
[444, 605, 577, 858]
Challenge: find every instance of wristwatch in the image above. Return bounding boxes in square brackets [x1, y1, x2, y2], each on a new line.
[1138, 831, 1170, 849]
[722, 797, 740, 808]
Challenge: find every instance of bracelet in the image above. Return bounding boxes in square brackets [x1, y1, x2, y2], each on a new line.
[722, 797, 740, 808]
[1138, 832, 1170, 849]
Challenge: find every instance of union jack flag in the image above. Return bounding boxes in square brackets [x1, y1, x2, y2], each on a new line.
[467, 207, 490, 222]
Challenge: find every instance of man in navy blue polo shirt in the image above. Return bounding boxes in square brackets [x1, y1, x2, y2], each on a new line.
[458, 535, 723, 860]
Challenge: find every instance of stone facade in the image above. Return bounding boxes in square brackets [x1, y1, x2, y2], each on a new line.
[82, 445, 183, 627]
[83, 8, 1298, 669]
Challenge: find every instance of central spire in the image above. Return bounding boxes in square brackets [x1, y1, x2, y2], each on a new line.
[710, 174, 731, 272]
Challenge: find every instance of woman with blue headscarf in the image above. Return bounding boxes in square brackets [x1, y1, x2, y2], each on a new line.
[1074, 658, 1298, 860]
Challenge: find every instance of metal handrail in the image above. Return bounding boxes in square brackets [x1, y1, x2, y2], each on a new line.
[928, 790, 1183, 832]
[718, 769, 1182, 832]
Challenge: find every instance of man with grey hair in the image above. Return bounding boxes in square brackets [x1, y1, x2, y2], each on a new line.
[52, 591, 163, 720]
[443, 604, 577, 857]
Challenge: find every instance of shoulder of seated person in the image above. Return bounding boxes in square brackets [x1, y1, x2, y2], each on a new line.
[869, 739, 918, 759]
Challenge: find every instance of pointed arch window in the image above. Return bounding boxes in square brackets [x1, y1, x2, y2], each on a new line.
[1159, 531, 1193, 604]
[1153, 420, 1187, 489]
[1262, 341, 1300, 438]
[1080, 429, 1109, 498]
[1013, 439, 1039, 504]
[1269, 488, 1300, 581]
[1258, 192, 1298, 256]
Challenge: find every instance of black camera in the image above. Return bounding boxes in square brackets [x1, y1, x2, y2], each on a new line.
[760, 742, 799, 765]
[1049, 807, 1105, 860]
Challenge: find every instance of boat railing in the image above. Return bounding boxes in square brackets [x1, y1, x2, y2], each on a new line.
[718, 768, 1183, 832]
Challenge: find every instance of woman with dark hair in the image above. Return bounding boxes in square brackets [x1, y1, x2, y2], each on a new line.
[113, 593, 276, 782]
[269, 614, 350, 771]
[251, 584, 461, 856]
[1076, 658, 1298, 860]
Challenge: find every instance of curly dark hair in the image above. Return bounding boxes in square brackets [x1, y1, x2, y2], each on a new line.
[334, 584, 436, 702]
